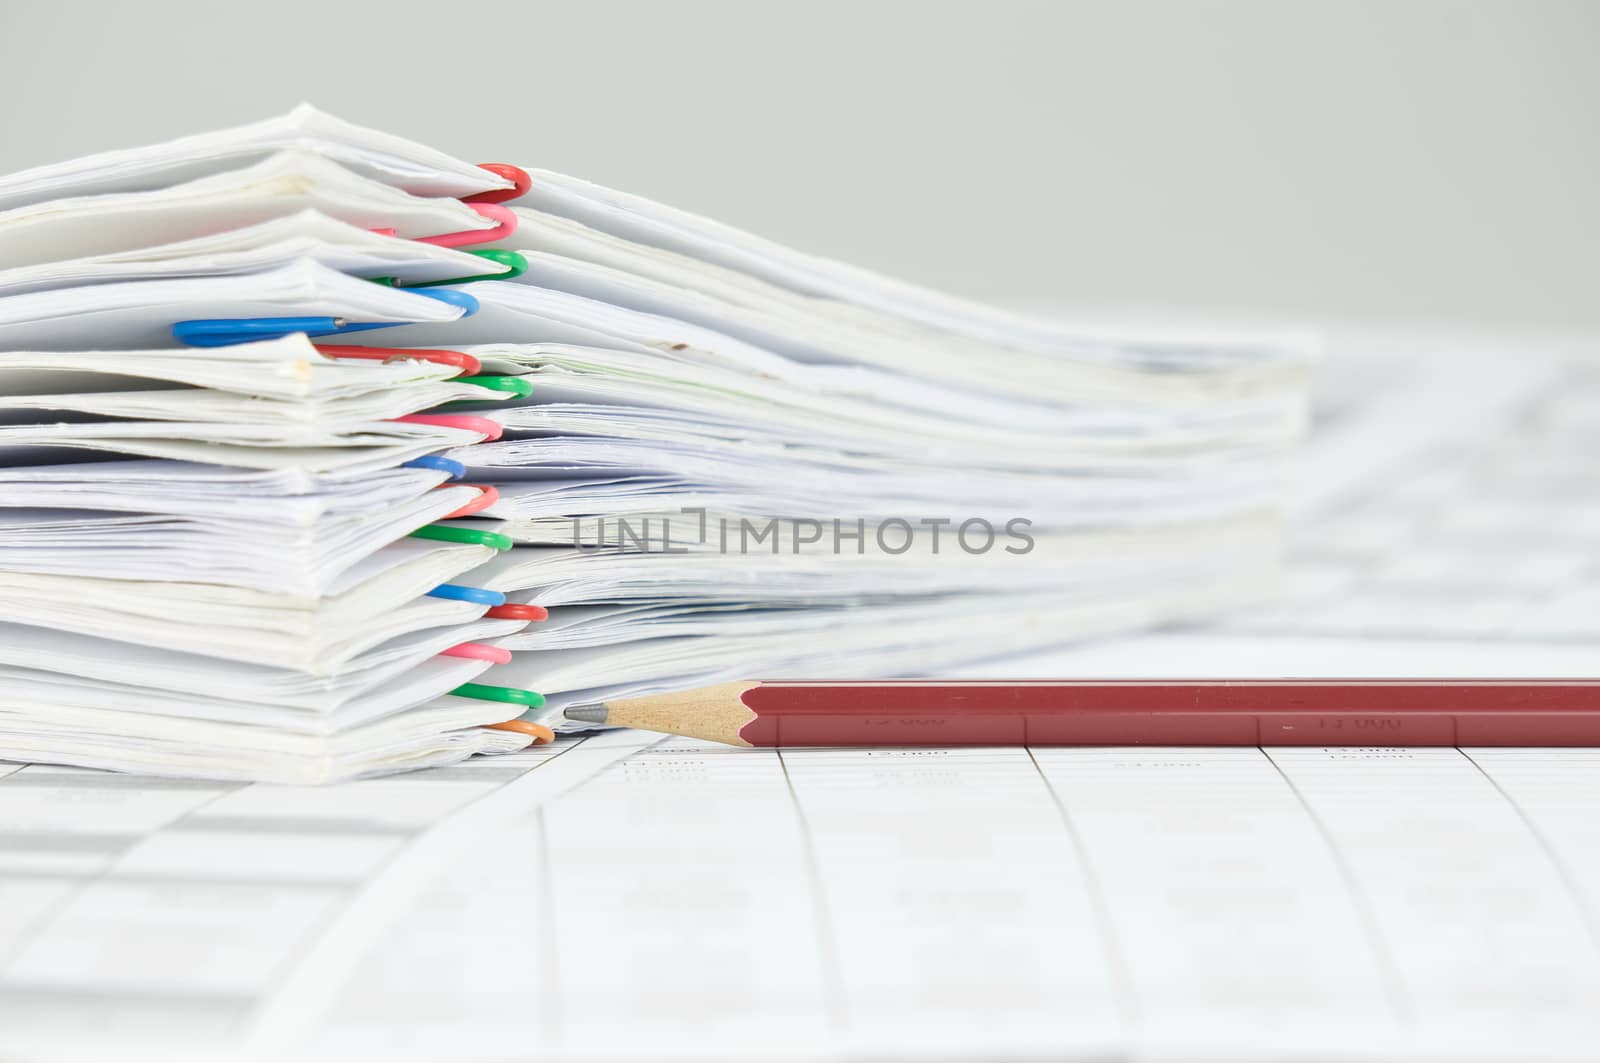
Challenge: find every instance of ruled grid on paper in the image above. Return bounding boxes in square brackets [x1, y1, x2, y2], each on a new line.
[0, 739, 594, 1056]
[301, 737, 1600, 1063]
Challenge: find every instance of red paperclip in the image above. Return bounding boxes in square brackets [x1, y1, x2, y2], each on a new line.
[442, 484, 499, 519]
[439, 642, 514, 665]
[416, 202, 518, 249]
[464, 164, 532, 205]
[486, 603, 549, 622]
[391, 413, 503, 441]
[315, 345, 482, 377]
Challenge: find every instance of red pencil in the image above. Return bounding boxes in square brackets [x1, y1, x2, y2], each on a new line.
[562, 679, 1600, 747]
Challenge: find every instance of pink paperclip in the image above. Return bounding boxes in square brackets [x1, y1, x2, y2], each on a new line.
[391, 413, 504, 441]
[442, 484, 500, 519]
[415, 203, 518, 249]
[439, 642, 514, 666]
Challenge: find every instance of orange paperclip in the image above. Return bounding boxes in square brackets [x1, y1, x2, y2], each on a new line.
[487, 719, 555, 744]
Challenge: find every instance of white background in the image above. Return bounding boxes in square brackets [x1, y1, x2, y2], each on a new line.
[1, 0, 1596, 330]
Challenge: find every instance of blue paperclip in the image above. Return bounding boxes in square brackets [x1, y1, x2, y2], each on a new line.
[172, 317, 340, 347]
[325, 288, 480, 337]
[426, 584, 507, 607]
[405, 288, 480, 314]
[403, 455, 468, 481]
[171, 290, 481, 347]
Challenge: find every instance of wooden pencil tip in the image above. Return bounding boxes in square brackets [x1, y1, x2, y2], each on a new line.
[563, 703, 609, 725]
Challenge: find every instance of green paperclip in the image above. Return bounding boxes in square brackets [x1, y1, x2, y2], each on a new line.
[410, 524, 515, 551]
[456, 375, 534, 399]
[371, 250, 529, 290]
[409, 250, 528, 288]
[450, 683, 547, 709]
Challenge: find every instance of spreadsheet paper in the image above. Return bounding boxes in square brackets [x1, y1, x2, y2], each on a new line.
[297, 732, 1600, 1062]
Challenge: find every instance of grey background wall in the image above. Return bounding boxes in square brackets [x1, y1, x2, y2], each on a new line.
[1, 0, 1595, 330]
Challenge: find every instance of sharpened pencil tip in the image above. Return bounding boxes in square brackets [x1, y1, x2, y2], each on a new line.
[563, 703, 609, 725]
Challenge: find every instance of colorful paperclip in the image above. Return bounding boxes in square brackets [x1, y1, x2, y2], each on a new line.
[389, 249, 528, 289]
[172, 289, 478, 347]
[439, 642, 514, 665]
[485, 719, 556, 743]
[409, 524, 514, 551]
[403, 455, 468, 480]
[417, 202, 518, 249]
[391, 413, 503, 441]
[464, 164, 533, 205]
[486, 603, 549, 622]
[450, 683, 547, 710]
[441, 485, 499, 519]
[426, 584, 507, 607]
[315, 345, 482, 377]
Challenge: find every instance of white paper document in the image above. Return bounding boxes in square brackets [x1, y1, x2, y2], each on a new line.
[0, 105, 1312, 783]
[0, 736, 639, 1061]
[286, 732, 1600, 1063]
[7, 730, 1600, 1063]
